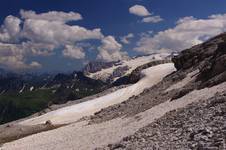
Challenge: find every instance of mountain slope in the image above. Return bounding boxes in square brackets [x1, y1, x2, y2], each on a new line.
[0, 71, 107, 125]
[85, 53, 170, 83]
[0, 54, 170, 125]
[19, 63, 175, 125]
[1, 33, 226, 150]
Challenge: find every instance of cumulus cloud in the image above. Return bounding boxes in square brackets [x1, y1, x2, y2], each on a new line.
[0, 10, 125, 70]
[135, 14, 226, 53]
[176, 16, 196, 25]
[20, 10, 82, 22]
[129, 5, 151, 17]
[22, 19, 103, 45]
[142, 16, 163, 23]
[21, 41, 55, 56]
[97, 36, 128, 62]
[63, 45, 85, 59]
[0, 43, 41, 69]
[120, 33, 134, 44]
[4, 16, 21, 38]
[129, 5, 163, 24]
[0, 15, 21, 42]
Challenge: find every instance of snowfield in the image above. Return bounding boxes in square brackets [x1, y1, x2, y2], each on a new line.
[87, 53, 170, 81]
[3, 66, 226, 150]
[20, 63, 176, 126]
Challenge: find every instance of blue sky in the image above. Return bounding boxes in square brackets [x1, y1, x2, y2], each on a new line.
[0, 0, 226, 72]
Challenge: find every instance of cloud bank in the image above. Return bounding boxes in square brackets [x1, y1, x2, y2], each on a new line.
[20, 10, 82, 22]
[0, 10, 126, 70]
[135, 14, 226, 53]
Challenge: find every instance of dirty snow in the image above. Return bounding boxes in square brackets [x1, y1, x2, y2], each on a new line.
[19, 63, 175, 126]
[88, 53, 170, 81]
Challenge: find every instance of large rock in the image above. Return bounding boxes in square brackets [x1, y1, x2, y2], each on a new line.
[172, 32, 226, 88]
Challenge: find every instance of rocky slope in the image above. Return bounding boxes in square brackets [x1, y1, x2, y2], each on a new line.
[93, 32, 226, 149]
[102, 92, 226, 150]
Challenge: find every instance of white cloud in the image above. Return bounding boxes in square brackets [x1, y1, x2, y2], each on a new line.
[176, 16, 196, 24]
[97, 36, 128, 62]
[30, 61, 42, 68]
[129, 5, 151, 17]
[0, 15, 21, 42]
[129, 5, 163, 24]
[120, 33, 134, 44]
[135, 14, 226, 53]
[139, 30, 153, 38]
[142, 15, 163, 23]
[4, 16, 21, 38]
[63, 45, 85, 59]
[20, 10, 82, 22]
[22, 19, 103, 45]
[0, 43, 41, 70]
[0, 10, 119, 70]
[21, 41, 55, 56]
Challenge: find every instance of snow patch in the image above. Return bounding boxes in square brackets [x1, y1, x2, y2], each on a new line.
[4, 76, 226, 150]
[88, 53, 170, 81]
[20, 63, 176, 126]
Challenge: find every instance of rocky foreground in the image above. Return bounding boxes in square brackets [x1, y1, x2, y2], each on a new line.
[100, 92, 226, 150]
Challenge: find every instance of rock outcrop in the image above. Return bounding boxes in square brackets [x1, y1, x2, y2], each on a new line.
[83, 61, 118, 74]
[173, 32, 226, 88]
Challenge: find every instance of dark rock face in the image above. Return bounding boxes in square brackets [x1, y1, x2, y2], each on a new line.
[172, 32, 226, 88]
[51, 71, 107, 104]
[112, 66, 130, 79]
[0, 73, 53, 94]
[170, 87, 193, 101]
[172, 33, 226, 70]
[83, 61, 118, 74]
[107, 66, 130, 83]
[0, 71, 108, 124]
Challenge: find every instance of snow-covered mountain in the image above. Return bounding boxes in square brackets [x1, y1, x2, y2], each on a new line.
[85, 53, 171, 83]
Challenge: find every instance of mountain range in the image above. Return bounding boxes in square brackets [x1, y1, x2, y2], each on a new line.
[0, 33, 226, 149]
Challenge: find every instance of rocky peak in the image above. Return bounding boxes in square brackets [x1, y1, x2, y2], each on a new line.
[83, 61, 118, 74]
